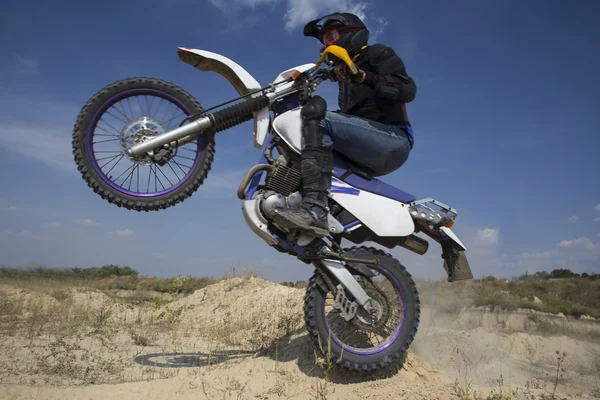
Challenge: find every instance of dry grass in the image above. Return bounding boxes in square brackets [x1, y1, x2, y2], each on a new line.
[1, 270, 598, 399]
[417, 277, 600, 319]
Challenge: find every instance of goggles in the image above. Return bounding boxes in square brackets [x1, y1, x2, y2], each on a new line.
[320, 24, 365, 46]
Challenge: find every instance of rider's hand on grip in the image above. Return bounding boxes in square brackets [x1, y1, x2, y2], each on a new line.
[330, 63, 366, 84]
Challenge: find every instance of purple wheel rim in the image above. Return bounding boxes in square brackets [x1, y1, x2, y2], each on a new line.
[321, 263, 407, 355]
[86, 88, 202, 197]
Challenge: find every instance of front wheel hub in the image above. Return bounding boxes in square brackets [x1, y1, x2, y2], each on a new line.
[121, 116, 169, 165]
[353, 288, 389, 331]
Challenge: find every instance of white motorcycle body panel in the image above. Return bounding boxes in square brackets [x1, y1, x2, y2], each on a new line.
[330, 178, 415, 237]
[272, 107, 303, 154]
[177, 47, 270, 148]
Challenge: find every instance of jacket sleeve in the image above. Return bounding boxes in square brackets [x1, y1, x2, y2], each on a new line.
[362, 45, 417, 103]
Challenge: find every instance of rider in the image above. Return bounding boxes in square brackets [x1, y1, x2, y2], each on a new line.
[272, 12, 417, 238]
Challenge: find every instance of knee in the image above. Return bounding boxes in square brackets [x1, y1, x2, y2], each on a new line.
[300, 96, 327, 121]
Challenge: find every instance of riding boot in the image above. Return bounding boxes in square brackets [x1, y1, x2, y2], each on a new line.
[272, 97, 332, 237]
[272, 144, 333, 237]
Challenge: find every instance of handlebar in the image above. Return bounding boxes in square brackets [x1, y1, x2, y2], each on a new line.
[267, 45, 359, 103]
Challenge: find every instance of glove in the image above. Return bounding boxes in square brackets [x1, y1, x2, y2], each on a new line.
[329, 63, 366, 84]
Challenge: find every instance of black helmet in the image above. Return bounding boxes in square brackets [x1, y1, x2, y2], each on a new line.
[303, 12, 370, 56]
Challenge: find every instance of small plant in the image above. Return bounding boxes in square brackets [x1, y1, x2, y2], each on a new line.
[483, 389, 512, 400]
[129, 330, 153, 346]
[550, 350, 567, 399]
[168, 274, 193, 296]
[50, 290, 69, 301]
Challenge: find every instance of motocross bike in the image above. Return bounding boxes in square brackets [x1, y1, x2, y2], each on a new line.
[72, 45, 473, 373]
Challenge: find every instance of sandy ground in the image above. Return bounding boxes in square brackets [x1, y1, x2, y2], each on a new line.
[1, 277, 599, 399]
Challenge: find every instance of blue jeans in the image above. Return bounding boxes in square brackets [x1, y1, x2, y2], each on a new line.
[320, 111, 413, 177]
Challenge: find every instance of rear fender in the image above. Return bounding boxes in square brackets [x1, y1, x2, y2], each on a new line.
[177, 47, 270, 148]
[440, 226, 467, 251]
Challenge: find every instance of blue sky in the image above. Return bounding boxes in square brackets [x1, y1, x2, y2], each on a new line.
[1, 0, 599, 282]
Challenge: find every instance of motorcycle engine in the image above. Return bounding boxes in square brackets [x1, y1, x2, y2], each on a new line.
[260, 190, 302, 218]
[258, 160, 304, 218]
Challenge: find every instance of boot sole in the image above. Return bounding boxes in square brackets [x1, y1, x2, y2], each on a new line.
[271, 212, 329, 238]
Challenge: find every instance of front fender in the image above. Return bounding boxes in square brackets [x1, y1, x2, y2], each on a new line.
[177, 47, 270, 148]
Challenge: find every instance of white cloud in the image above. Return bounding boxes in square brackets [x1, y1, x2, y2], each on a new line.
[594, 204, 600, 212]
[73, 218, 97, 226]
[198, 167, 249, 199]
[207, 0, 278, 13]
[593, 217, 600, 223]
[43, 222, 61, 228]
[557, 237, 596, 250]
[13, 56, 39, 75]
[0, 230, 32, 238]
[188, 257, 218, 265]
[475, 227, 499, 247]
[283, 1, 368, 32]
[6, 206, 17, 211]
[0, 93, 81, 173]
[371, 17, 389, 42]
[107, 228, 135, 237]
[206, 0, 388, 38]
[568, 215, 579, 224]
[0, 123, 76, 173]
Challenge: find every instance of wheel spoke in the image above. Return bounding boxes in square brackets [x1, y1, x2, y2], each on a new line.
[174, 155, 197, 162]
[166, 159, 181, 181]
[106, 109, 128, 125]
[113, 163, 136, 184]
[169, 159, 188, 176]
[105, 154, 125, 176]
[93, 138, 120, 145]
[126, 98, 135, 120]
[126, 165, 138, 191]
[115, 101, 131, 121]
[136, 96, 144, 116]
[96, 154, 121, 162]
[147, 165, 153, 193]
[96, 125, 119, 136]
[154, 166, 165, 190]
[164, 111, 185, 128]
[155, 164, 173, 187]
[99, 154, 122, 169]
[152, 98, 164, 118]
[98, 119, 122, 135]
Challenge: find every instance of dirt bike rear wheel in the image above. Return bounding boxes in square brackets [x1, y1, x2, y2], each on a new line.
[72, 77, 215, 211]
[303, 246, 420, 373]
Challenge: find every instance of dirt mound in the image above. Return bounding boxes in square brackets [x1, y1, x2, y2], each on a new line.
[1, 276, 599, 399]
[173, 276, 306, 350]
[0, 284, 60, 315]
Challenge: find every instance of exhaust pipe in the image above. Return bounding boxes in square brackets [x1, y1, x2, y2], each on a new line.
[398, 234, 429, 255]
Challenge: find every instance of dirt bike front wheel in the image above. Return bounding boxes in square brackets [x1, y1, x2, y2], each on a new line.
[72, 77, 215, 211]
[304, 246, 421, 373]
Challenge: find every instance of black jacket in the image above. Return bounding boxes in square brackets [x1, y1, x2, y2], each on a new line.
[337, 44, 416, 125]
